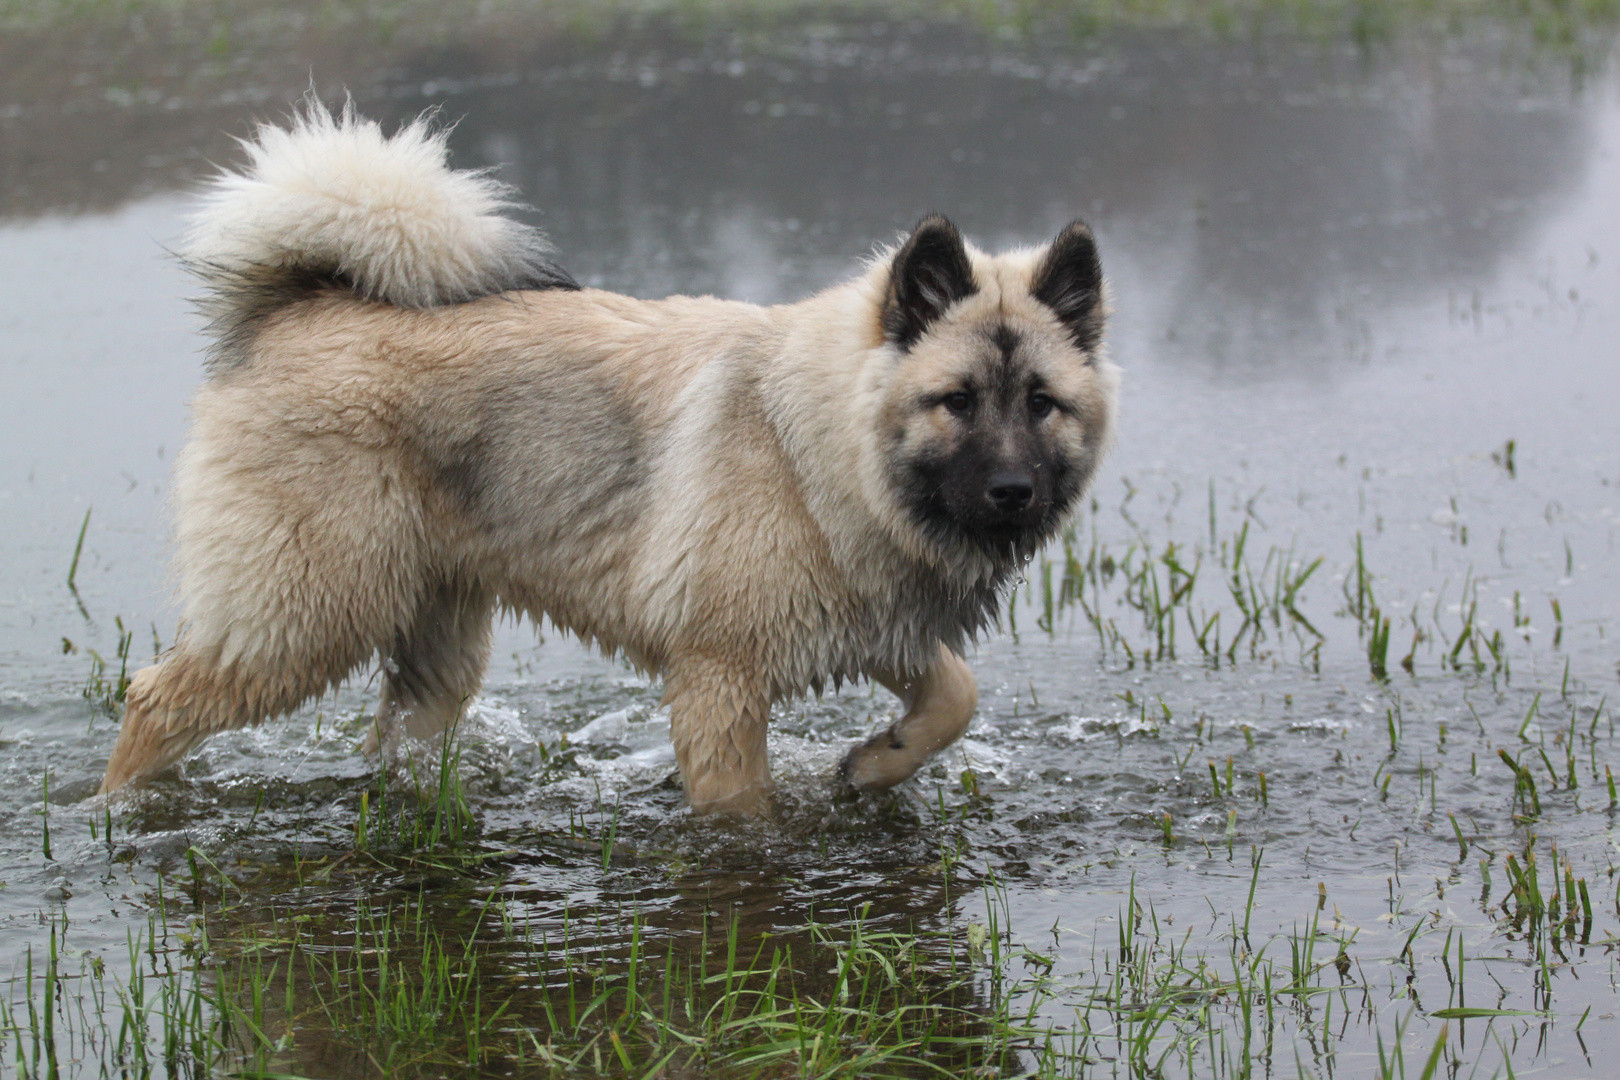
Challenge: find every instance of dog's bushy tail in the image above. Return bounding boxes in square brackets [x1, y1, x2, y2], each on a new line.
[181, 98, 575, 370]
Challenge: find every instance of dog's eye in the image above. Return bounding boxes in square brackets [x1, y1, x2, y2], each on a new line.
[943, 391, 973, 415]
[1029, 393, 1054, 418]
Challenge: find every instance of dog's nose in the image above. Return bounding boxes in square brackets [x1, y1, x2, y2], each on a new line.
[986, 472, 1034, 512]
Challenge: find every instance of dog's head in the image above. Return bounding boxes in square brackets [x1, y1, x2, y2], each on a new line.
[875, 215, 1117, 562]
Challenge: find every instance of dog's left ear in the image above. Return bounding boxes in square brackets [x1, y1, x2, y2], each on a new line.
[1032, 220, 1104, 353]
[882, 214, 978, 349]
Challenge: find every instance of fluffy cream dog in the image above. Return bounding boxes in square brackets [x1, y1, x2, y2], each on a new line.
[99, 103, 1117, 814]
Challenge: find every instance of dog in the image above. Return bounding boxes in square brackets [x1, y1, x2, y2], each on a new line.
[97, 102, 1117, 814]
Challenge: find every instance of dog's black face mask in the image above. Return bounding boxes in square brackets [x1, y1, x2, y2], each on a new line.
[880, 216, 1107, 560]
[901, 361, 1082, 556]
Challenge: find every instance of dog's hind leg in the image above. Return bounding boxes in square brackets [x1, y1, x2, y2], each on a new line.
[367, 581, 495, 773]
[100, 632, 382, 794]
[100, 417, 434, 793]
[99, 658, 230, 792]
[840, 645, 978, 791]
[664, 658, 773, 816]
[101, 580, 489, 793]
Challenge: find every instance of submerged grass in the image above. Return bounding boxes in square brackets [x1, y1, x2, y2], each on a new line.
[0, 873, 1056, 1077]
[8, 842, 1554, 1080]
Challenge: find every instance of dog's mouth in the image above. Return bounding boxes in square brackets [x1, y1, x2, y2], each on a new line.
[957, 507, 1061, 552]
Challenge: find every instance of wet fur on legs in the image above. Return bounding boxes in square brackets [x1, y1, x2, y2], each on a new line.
[840, 645, 979, 792]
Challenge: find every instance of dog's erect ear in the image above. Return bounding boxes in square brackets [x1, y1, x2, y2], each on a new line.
[1032, 220, 1104, 353]
[882, 215, 978, 349]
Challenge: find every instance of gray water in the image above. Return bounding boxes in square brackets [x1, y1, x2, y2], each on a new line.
[2, 8, 1619, 1077]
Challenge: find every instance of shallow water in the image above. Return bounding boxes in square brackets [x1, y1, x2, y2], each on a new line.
[2, 8, 1620, 1078]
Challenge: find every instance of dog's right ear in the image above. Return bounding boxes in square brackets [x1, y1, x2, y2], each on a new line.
[882, 215, 978, 349]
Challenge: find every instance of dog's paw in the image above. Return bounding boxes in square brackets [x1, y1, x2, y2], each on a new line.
[839, 726, 911, 791]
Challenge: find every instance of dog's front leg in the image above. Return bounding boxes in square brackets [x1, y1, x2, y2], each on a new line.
[841, 644, 978, 791]
[664, 658, 773, 816]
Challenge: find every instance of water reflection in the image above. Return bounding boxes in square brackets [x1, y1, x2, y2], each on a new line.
[0, 19, 1607, 371]
[435, 38, 1602, 369]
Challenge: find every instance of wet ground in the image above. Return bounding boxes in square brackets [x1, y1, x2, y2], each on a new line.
[2, 4, 1620, 1077]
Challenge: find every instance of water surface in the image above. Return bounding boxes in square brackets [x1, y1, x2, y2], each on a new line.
[2, 8, 1619, 1077]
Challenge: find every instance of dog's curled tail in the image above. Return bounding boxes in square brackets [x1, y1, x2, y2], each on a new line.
[181, 99, 575, 369]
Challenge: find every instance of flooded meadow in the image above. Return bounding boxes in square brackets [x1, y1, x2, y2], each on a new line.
[2, 3, 1619, 1076]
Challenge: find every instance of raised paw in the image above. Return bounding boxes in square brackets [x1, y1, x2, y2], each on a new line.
[839, 725, 915, 791]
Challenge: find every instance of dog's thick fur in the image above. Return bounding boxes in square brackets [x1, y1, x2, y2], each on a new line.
[99, 103, 1118, 813]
